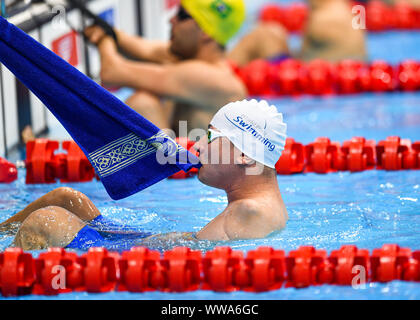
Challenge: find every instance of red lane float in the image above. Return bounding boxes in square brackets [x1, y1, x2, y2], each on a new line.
[24, 138, 200, 183]
[77, 248, 120, 293]
[119, 247, 162, 292]
[275, 138, 305, 174]
[277, 136, 419, 175]
[0, 157, 17, 183]
[202, 247, 246, 292]
[26, 139, 97, 184]
[301, 60, 336, 95]
[329, 245, 370, 285]
[305, 138, 342, 174]
[376, 136, 417, 170]
[0, 244, 419, 297]
[161, 247, 202, 292]
[203, 247, 287, 293]
[285, 246, 330, 288]
[260, 3, 308, 33]
[260, 4, 284, 27]
[2, 135, 419, 184]
[3, 135, 419, 185]
[369, 60, 395, 92]
[371, 244, 414, 282]
[0, 248, 35, 297]
[26, 139, 59, 184]
[273, 59, 303, 96]
[238, 59, 420, 97]
[413, 142, 420, 168]
[260, 2, 420, 32]
[33, 248, 80, 295]
[244, 247, 286, 292]
[366, 0, 420, 31]
[340, 137, 376, 172]
[238, 59, 273, 96]
[336, 60, 364, 94]
[61, 141, 96, 183]
[365, 0, 393, 32]
[398, 60, 420, 92]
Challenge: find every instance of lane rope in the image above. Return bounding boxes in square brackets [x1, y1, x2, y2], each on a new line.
[1, 136, 418, 184]
[0, 244, 419, 297]
[234, 59, 420, 97]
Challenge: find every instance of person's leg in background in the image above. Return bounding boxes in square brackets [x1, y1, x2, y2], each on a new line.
[0, 187, 101, 234]
[13, 206, 86, 250]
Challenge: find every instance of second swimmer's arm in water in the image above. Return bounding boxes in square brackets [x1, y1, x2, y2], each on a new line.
[139, 232, 198, 243]
[137, 198, 288, 244]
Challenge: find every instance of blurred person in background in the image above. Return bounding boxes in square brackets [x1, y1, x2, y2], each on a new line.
[228, 0, 367, 66]
[299, 0, 367, 61]
[85, 0, 247, 134]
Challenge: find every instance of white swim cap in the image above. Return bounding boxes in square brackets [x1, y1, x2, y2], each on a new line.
[210, 99, 287, 168]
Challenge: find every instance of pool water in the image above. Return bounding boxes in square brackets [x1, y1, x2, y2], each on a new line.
[1, 89, 419, 299]
[1, 9, 420, 299]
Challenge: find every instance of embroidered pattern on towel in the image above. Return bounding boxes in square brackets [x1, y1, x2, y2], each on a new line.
[89, 132, 181, 178]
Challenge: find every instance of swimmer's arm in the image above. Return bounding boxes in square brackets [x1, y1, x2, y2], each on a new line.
[99, 43, 245, 108]
[135, 232, 198, 247]
[85, 26, 174, 64]
[145, 232, 196, 241]
[301, 17, 342, 51]
[99, 52, 188, 99]
[115, 30, 178, 64]
[166, 62, 247, 109]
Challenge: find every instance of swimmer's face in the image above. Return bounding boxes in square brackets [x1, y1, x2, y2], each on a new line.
[193, 126, 241, 189]
[169, 6, 203, 59]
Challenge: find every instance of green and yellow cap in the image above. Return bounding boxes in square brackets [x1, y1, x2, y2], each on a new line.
[181, 0, 246, 46]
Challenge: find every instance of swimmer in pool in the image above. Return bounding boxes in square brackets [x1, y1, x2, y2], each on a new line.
[299, 0, 367, 62]
[0, 100, 288, 251]
[84, 0, 247, 133]
[228, 0, 367, 66]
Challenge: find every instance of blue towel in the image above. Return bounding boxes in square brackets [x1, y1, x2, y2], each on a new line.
[0, 16, 201, 200]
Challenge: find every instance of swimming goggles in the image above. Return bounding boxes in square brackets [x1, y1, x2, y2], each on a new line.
[207, 128, 226, 144]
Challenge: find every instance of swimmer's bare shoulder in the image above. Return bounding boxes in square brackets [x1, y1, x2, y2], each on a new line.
[224, 198, 287, 240]
[136, 201, 262, 244]
[195, 199, 267, 241]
